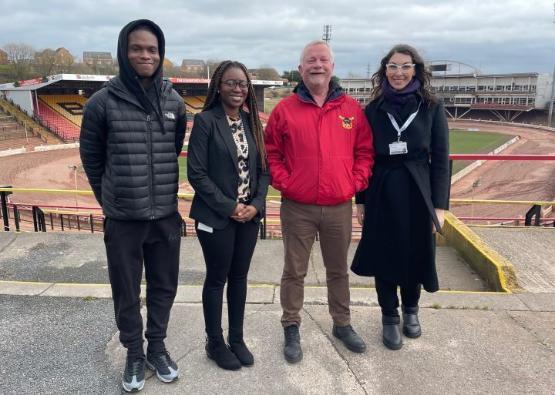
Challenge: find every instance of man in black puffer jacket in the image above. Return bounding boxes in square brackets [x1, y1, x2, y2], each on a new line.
[80, 19, 186, 393]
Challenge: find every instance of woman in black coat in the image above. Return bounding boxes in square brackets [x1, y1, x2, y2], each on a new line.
[187, 61, 269, 370]
[351, 44, 449, 350]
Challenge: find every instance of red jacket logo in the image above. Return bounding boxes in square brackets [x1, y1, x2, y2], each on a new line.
[339, 115, 354, 130]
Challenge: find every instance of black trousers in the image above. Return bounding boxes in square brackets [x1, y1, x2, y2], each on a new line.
[196, 220, 259, 339]
[375, 277, 421, 317]
[104, 212, 181, 357]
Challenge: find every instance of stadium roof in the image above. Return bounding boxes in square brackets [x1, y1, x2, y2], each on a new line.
[0, 74, 283, 91]
[83, 51, 112, 58]
[432, 72, 542, 79]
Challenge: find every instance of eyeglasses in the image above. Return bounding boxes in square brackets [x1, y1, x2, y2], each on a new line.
[221, 79, 249, 89]
[386, 63, 415, 72]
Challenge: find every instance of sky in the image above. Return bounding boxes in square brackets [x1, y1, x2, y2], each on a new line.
[1, 0, 554, 77]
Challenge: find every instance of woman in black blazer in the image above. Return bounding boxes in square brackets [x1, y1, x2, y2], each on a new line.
[351, 45, 450, 350]
[187, 60, 269, 370]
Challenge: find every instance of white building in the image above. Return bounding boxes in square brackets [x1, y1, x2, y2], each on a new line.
[340, 70, 554, 124]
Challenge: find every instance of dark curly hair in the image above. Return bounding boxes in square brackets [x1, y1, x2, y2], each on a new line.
[203, 60, 266, 170]
[370, 44, 436, 104]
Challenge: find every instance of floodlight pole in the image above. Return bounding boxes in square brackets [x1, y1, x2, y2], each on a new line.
[548, 64, 555, 127]
[207, 64, 210, 88]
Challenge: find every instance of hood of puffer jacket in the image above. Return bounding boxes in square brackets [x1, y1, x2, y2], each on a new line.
[116, 19, 165, 119]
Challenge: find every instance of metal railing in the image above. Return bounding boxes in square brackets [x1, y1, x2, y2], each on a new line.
[449, 154, 555, 226]
[1, 153, 554, 235]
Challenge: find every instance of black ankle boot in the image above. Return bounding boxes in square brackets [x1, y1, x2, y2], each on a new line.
[205, 336, 242, 370]
[402, 306, 421, 338]
[228, 333, 254, 367]
[382, 315, 402, 350]
[283, 325, 302, 363]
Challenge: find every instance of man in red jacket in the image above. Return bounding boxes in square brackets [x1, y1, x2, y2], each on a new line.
[265, 40, 374, 363]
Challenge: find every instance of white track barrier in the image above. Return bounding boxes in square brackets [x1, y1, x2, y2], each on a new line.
[0, 147, 26, 157]
[451, 136, 520, 184]
[34, 142, 79, 152]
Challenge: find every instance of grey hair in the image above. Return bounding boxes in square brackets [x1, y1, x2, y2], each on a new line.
[299, 40, 334, 65]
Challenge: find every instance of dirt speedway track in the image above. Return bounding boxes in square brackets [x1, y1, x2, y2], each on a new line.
[448, 121, 554, 224]
[0, 120, 553, 227]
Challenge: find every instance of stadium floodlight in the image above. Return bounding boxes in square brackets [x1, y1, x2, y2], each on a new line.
[322, 25, 332, 43]
[427, 60, 480, 76]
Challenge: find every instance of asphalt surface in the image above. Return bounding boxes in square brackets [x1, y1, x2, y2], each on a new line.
[0, 295, 120, 394]
[0, 233, 487, 291]
[0, 231, 553, 394]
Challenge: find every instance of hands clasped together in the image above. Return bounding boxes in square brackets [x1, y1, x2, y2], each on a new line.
[231, 203, 258, 223]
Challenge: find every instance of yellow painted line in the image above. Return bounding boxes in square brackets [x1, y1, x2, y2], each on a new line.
[0, 280, 53, 286]
[0, 280, 498, 294]
[469, 224, 555, 229]
[432, 289, 508, 295]
[316, 285, 503, 295]
[44, 282, 111, 287]
[4, 187, 552, 206]
[41, 209, 101, 215]
[0, 187, 93, 196]
[451, 198, 554, 206]
[247, 284, 276, 288]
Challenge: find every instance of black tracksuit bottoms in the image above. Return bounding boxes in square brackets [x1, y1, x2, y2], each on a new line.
[104, 212, 181, 357]
[196, 220, 259, 340]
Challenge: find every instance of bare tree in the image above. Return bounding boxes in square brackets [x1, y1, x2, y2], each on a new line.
[54, 48, 74, 73]
[35, 48, 57, 76]
[3, 43, 36, 80]
[255, 65, 281, 81]
[206, 59, 222, 78]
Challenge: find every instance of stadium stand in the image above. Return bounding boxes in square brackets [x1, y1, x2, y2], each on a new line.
[0, 98, 61, 144]
[1, 74, 283, 141]
[184, 96, 205, 116]
[39, 95, 85, 127]
[35, 99, 80, 141]
[0, 110, 25, 139]
[0, 109, 45, 150]
[183, 95, 269, 124]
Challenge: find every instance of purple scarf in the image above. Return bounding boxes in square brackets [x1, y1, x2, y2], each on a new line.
[382, 78, 421, 118]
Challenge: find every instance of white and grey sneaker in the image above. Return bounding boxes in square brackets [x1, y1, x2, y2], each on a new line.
[122, 355, 145, 392]
[146, 350, 179, 383]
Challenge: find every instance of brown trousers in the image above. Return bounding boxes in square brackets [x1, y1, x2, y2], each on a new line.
[280, 198, 352, 327]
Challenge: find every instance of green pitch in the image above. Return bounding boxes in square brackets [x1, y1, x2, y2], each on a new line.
[178, 129, 514, 184]
[449, 129, 514, 174]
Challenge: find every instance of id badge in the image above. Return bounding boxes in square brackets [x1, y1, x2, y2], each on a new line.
[197, 222, 214, 233]
[389, 141, 408, 155]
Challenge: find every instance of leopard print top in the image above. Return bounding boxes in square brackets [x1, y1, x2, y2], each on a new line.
[227, 115, 251, 203]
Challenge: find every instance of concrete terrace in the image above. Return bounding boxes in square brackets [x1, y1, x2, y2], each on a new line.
[0, 231, 554, 394]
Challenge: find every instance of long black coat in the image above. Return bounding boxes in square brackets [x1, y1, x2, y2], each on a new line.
[351, 94, 449, 292]
[187, 104, 270, 229]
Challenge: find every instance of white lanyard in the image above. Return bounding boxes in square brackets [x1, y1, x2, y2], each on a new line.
[387, 104, 420, 141]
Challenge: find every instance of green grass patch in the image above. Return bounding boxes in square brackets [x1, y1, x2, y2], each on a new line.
[178, 130, 514, 187]
[267, 186, 281, 198]
[178, 156, 187, 181]
[449, 130, 513, 174]
[264, 98, 282, 114]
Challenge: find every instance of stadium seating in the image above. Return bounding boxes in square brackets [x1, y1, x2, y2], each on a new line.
[39, 95, 85, 127]
[183, 95, 268, 125]
[184, 96, 205, 115]
[35, 99, 80, 141]
[30, 93, 268, 142]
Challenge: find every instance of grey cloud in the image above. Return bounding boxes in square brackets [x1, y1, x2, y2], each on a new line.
[1, 0, 554, 76]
